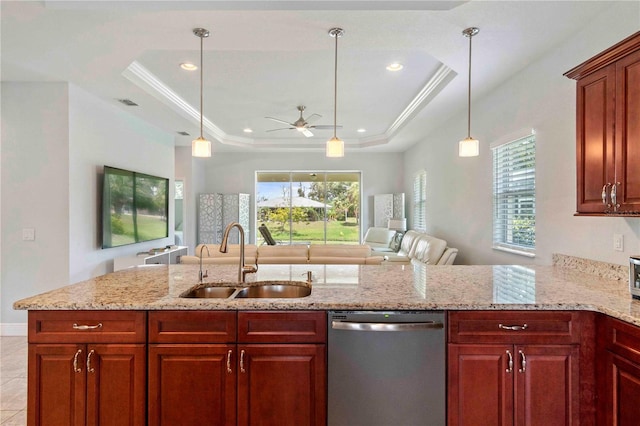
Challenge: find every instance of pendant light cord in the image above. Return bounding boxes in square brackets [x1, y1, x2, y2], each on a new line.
[333, 30, 338, 139]
[467, 32, 472, 139]
[199, 33, 204, 139]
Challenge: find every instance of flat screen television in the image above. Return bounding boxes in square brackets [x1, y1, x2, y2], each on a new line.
[101, 166, 169, 249]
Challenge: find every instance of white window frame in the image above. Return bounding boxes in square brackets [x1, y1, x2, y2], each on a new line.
[491, 131, 536, 257]
[413, 170, 427, 232]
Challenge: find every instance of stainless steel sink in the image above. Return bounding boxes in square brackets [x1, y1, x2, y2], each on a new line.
[234, 281, 311, 298]
[180, 285, 236, 299]
[180, 280, 311, 299]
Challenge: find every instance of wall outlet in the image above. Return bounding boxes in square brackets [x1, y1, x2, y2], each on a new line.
[22, 228, 35, 241]
[614, 233, 624, 251]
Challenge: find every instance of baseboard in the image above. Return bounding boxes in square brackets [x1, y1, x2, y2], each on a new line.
[1, 322, 28, 336]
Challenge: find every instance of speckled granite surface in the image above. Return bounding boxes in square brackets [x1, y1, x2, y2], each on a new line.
[13, 258, 640, 327]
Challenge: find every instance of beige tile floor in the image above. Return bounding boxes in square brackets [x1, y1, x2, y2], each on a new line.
[0, 336, 27, 425]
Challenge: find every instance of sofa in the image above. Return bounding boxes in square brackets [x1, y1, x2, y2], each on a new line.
[180, 243, 385, 265]
[364, 228, 458, 265]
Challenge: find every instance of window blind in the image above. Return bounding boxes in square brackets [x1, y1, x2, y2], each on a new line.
[413, 171, 427, 232]
[492, 135, 535, 255]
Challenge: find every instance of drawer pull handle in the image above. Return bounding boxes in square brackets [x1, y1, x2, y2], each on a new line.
[73, 349, 83, 373]
[506, 350, 513, 373]
[226, 350, 233, 374]
[498, 323, 528, 331]
[72, 323, 103, 331]
[519, 350, 527, 373]
[240, 350, 246, 373]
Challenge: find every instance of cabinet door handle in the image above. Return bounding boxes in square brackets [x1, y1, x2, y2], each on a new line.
[72, 323, 103, 331]
[518, 350, 527, 373]
[226, 350, 233, 374]
[611, 182, 620, 210]
[73, 349, 83, 373]
[506, 350, 513, 373]
[87, 350, 95, 373]
[602, 183, 611, 207]
[498, 323, 528, 331]
[240, 350, 246, 373]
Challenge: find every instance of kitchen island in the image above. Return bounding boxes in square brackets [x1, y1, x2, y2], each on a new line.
[13, 256, 640, 425]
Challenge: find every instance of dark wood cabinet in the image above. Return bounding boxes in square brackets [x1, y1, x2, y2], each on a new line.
[147, 310, 326, 426]
[447, 311, 587, 426]
[565, 31, 640, 215]
[27, 311, 146, 426]
[596, 315, 640, 425]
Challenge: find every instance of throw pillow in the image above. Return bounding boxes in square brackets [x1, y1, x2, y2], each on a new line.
[389, 232, 404, 252]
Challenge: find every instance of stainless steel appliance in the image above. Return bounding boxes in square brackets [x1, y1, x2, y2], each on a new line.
[630, 256, 640, 299]
[327, 311, 446, 426]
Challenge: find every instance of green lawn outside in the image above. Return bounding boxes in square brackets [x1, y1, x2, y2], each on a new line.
[260, 218, 360, 244]
[110, 213, 167, 246]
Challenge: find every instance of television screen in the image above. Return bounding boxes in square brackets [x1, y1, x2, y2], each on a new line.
[102, 166, 169, 248]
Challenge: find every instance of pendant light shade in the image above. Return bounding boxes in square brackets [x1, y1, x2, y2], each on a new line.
[326, 27, 345, 158]
[192, 28, 212, 158]
[459, 27, 479, 158]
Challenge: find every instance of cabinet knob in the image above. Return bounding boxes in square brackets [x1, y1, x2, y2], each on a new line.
[73, 349, 83, 373]
[518, 350, 527, 373]
[602, 183, 611, 207]
[498, 323, 528, 331]
[506, 350, 513, 373]
[240, 350, 246, 374]
[226, 350, 233, 374]
[87, 350, 96, 373]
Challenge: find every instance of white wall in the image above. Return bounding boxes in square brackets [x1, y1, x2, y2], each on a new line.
[403, 2, 640, 266]
[1, 83, 70, 330]
[197, 151, 404, 242]
[68, 85, 175, 283]
[1, 83, 175, 328]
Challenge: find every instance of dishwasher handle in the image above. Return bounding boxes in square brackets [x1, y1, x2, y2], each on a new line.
[331, 320, 443, 332]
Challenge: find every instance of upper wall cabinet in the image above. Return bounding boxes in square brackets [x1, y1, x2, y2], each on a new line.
[565, 31, 640, 216]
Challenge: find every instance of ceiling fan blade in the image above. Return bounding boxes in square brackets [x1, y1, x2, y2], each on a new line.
[265, 117, 293, 126]
[306, 113, 322, 123]
[302, 129, 314, 137]
[309, 125, 343, 130]
[266, 127, 295, 132]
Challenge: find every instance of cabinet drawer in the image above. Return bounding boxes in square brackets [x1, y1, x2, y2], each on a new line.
[28, 310, 146, 343]
[448, 311, 583, 344]
[148, 311, 236, 343]
[598, 315, 640, 365]
[238, 311, 326, 343]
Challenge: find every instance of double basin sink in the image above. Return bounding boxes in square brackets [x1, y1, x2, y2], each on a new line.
[181, 280, 312, 299]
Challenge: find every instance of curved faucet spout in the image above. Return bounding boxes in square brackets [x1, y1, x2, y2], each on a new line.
[199, 244, 210, 283]
[220, 222, 257, 283]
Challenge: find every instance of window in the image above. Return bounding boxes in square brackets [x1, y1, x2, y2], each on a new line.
[413, 170, 427, 232]
[492, 134, 536, 256]
[256, 171, 361, 244]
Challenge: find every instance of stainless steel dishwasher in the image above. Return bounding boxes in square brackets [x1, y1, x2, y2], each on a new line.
[328, 311, 446, 426]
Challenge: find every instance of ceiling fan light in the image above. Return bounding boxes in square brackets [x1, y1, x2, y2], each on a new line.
[458, 137, 479, 157]
[192, 136, 212, 157]
[326, 136, 344, 158]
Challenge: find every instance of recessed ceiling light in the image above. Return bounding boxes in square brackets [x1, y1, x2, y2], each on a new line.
[180, 62, 197, 71]
[386, 63, 404, 71]
[243, 128, 253, 133]
[357, 128, 366, 133]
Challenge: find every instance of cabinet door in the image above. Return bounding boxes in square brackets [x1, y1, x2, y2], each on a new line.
[447, 344, 513, 426]
[575, 64, 616, 213]
[86, 344, 146, 426]
[514, 345, 579, 426]
[148, 344, 236, 426]
[28, 344, 86, 426]
[615, 49, 640, 211]
[600, 351, 640, 425]
[237, 344, 326, 426]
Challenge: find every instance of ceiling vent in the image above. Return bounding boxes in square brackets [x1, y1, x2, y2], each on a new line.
[177, 131, 190, 136]
[117, 98, 138, 106]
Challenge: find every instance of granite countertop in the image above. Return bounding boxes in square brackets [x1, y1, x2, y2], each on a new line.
[13, 256, 640, 327]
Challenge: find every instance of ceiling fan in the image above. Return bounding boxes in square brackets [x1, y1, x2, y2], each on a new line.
[265, 105, 341, 138]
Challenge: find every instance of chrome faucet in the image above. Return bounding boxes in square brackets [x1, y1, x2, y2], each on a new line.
[199, 244, 210, 283]
[220, 222, 257, 283]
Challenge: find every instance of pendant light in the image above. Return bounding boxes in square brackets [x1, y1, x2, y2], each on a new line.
[326, 27, 345, 158]
[192, 28, 212, 158]
[459, 27, 480, 157]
